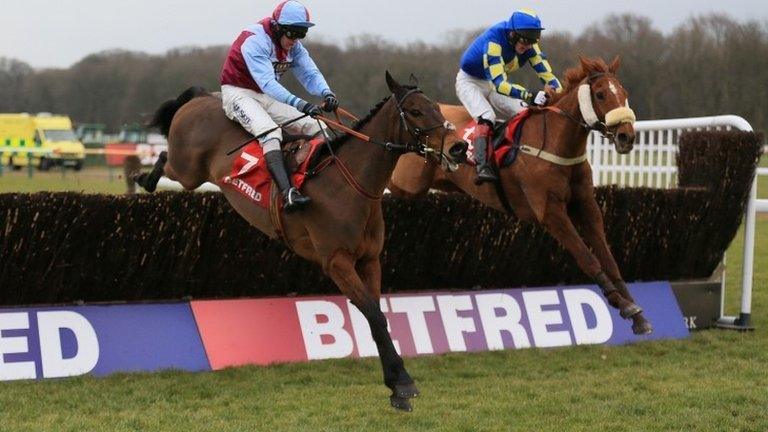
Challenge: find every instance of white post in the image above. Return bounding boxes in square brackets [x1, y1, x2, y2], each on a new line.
[738, 177, 757, 327]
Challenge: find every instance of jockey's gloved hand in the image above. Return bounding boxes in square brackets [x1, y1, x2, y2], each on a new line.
[533, 90, 548, 106]
[323, 93, 339, 112]
[299, 101, 323, 117]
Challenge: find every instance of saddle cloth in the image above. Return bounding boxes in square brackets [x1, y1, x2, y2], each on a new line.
[460, 108, 532, 168]
[220, 136, 325, 209]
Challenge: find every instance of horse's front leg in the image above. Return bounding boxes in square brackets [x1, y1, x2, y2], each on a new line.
[570, 185, 653, 335]
[325, 250, 416, 412]
[357, 257, 419, 406]
[539, 196, 643, 328]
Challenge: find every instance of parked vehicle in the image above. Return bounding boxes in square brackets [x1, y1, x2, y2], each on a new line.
[0, 113, 86, 170]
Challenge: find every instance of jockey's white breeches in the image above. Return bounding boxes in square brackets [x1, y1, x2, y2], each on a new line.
[221, 85, 324, 153]
[455, 70, 528, 123]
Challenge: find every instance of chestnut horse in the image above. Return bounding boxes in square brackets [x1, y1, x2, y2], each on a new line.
[136, 72, 467, 412]
[390, 57, 653, 335]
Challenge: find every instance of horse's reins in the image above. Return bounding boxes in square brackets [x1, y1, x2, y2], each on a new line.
[225, 113, 310, 156]
[310, 89, 454, 200]
[521, 73, 637, 166]
[318, 89, 448, 157]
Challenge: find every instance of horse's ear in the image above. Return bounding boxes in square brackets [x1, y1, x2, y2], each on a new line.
[609, 55, 621, 74]
[385, 70, 402, 94]
[578, 55, 593, 74]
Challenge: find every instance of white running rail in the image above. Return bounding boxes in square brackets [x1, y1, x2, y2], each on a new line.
[588, 115, 763, 329]
[156, 177, 220, 192]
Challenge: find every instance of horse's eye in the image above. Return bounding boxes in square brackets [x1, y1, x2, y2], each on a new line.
[409, 109, 423, 117]
[595, 91, 605, 101]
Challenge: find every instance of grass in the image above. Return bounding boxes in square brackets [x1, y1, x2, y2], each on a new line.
[0, 160, 766, 431]
[0, 166, 128, 194]
[0, 271, 766, 432]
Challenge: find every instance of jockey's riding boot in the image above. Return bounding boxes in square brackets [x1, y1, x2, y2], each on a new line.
[264, 150, 311, 213]
[473, 120, 497, 185]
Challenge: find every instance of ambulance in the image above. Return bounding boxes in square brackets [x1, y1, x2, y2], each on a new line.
[0, 113, 86, 170]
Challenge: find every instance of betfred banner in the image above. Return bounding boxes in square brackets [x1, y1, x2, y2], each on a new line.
[192, 282, 688, 369]
[0, 303, 209, 381]
[0, 282, 688, 381]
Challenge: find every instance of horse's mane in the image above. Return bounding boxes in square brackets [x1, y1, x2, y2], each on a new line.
[549, 57, 612, 104]
[325, 92, 399, 148]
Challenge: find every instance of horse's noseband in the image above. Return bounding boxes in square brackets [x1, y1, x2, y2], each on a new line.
[576, 73, 636, 141]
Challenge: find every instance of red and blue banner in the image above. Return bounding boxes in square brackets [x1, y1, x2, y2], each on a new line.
[0, 282, 688, 381]
[0, 304, 209, 380]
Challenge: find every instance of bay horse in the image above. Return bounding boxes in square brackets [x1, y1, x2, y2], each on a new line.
[390, 56, 653, 335]
[137, 72, 467, 412]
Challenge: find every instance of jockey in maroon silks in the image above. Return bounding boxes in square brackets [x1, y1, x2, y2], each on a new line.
[220, 0, 338, 212]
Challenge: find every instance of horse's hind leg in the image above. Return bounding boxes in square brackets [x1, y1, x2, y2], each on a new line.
[325, 250, 416, 412]
[134, 151, 168, 192]
[539, 198, 643, 330]
[570, 191, 653, 335]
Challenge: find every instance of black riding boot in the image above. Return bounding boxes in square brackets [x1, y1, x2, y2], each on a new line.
[264, 150, 311, 213]
[473, 120, 497, 185]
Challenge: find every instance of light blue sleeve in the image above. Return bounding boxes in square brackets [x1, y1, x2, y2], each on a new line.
[241, 34, 306, 108]
[291, 43, 333, 97]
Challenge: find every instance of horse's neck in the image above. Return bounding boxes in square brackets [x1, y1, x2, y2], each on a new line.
[333, 100, 400, 194]
[547, 90, 590, 157]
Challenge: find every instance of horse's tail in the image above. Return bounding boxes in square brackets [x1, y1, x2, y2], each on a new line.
[148, 86, 209, 137]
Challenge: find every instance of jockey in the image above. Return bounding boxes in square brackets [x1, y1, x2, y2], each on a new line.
[457, 9, 562, 184]
[220, 0, 339, 212]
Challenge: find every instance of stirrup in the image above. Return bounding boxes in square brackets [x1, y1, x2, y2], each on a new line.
[283, 187, 311, 213]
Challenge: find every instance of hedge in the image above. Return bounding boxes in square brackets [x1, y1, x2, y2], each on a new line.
[0, 131, 762, 305]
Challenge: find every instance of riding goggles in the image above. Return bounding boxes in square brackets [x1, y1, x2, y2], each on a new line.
[281, 26, 307, 40]
[514, 29, 541, 45]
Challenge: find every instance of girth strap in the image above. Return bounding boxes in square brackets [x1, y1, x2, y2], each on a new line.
[491, 168, 515, 215]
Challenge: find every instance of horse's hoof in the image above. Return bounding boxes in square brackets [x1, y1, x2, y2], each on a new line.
[633, 320, 653, 335]
[390, 395, 413, 412]
[620, 303, 642, 319]
[394, 382, 420, 399]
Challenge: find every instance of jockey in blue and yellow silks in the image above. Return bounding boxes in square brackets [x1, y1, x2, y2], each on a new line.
[456, 9, 562, 184]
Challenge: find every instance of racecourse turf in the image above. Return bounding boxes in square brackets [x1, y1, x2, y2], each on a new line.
[0, 164, 766, 431]
[0, 166, 128, 194]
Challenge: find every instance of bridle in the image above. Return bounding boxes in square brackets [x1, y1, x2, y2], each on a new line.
[551, 72, 636, 143]
[518, 72, 637, 167]
[392, 88, 458, 170]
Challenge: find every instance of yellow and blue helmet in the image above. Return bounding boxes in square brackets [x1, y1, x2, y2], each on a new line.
[506, 9, 544, 42]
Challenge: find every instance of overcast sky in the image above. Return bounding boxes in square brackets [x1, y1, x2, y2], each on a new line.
[1, 0, 766, 69]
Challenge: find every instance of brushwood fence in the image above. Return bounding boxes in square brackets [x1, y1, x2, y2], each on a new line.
[0, 130, 762, 308]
